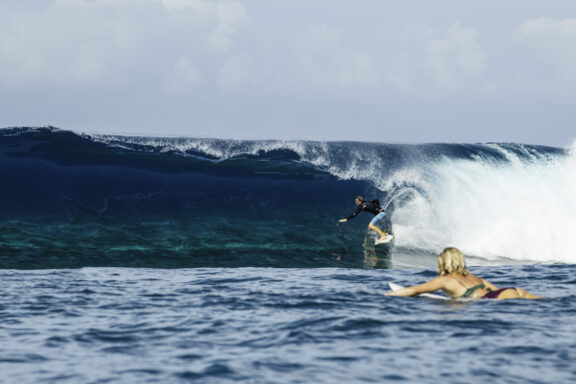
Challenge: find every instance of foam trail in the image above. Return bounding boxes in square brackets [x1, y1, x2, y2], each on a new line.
[392, 142, 576, 263]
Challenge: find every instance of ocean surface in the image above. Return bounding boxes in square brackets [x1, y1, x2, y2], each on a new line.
[1, 127, 575, 383]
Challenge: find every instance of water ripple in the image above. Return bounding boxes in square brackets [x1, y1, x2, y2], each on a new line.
[0, 266, 575, 383]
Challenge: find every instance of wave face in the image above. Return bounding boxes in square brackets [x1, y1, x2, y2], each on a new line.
[0, 127, 571, 268]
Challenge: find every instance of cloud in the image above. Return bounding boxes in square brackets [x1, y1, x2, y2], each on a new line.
[161, 0, 209, 16]
[0, 0, 246, 89]
[297, 25, 381, 91]
[383, 23, 489, 96]
[209, 2, 247, 53]
[425, 23, 486, 81]
[0, 0, 153, 87]
[162, 57, 203, 95]
[514, 18, 576, 84]
[0, 1, 574, 145]
[515, 17, 576, 37]
[217, 54, 252, 89]
[161, 0, 247, 53]
[0, 2, 492, 98]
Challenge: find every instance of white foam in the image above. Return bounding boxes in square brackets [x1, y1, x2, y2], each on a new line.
[392, 141, 576, 263]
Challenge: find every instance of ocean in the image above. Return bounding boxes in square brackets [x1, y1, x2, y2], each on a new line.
[1, 127, 575, 383]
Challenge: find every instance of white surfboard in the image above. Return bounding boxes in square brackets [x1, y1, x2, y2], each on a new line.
[388, 282, 450, 300]
[375, 234, 394, 245]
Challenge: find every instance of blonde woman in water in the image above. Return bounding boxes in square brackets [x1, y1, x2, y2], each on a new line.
[386, 247, 542, 299]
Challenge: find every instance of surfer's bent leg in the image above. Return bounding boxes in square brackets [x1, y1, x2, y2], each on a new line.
[368, 223, 387, 239]
[368, 212, 388, 239]
[369, 212, 388, 239]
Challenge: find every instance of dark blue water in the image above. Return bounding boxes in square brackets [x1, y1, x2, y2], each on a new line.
[2, 127, 576, 383]
[1, 265, 574, 383]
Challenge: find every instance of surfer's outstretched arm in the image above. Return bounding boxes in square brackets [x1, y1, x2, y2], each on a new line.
[386, 276, 447, 296]
[339, 196, 364, 223]
[339, 210, 358, 223]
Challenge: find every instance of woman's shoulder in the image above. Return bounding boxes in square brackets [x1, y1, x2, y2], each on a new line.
[444, 273, 481, 288]
[428, 275, 451, 282]
[441, 274, 465, 285]
[468, 274, 490, 286]
[448, 272, 482, 281]
[430, 275, 457, 287]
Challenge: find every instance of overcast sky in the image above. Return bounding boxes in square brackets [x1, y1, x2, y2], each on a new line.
[1, 0, 575, 146]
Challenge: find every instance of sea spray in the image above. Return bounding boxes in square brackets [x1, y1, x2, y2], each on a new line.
[391, 142, 576, 263]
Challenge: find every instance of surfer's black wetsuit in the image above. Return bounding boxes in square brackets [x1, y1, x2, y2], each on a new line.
[346, 200, 383, 220]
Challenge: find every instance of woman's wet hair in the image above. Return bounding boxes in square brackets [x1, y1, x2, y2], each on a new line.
[438, 247, 469, 276]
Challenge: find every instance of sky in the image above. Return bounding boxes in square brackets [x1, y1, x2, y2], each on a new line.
[0, 0, 575, 146]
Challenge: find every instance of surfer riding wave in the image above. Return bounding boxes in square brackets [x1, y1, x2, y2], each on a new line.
[339, 196, 394, 244]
